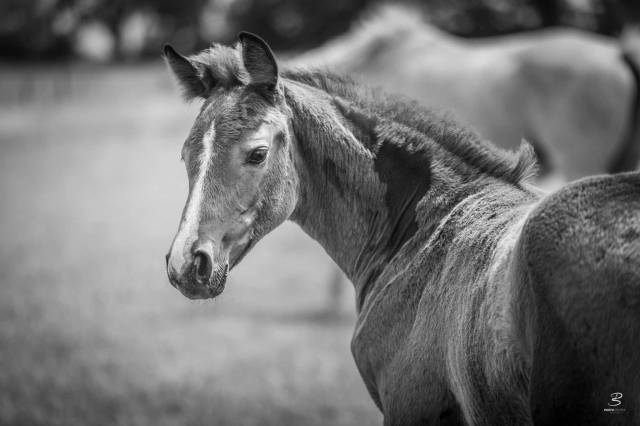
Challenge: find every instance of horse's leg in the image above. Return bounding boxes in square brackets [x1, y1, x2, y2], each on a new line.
[467, 387, 534, 426]
[382, 398, 465, 426]
[383, 411, 465, 426]
[447, 363, 534, 425]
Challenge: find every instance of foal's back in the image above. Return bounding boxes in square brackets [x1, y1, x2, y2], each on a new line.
[520, 171, 640, 425]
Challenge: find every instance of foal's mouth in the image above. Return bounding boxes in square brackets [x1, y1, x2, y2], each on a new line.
[168, 262, 229, 300]
[166, 237, 254, 300]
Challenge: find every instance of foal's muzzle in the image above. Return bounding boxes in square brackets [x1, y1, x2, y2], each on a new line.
[166, 241, 229, 299]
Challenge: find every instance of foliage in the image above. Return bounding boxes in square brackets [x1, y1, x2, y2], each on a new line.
[1, 0, 639, 60]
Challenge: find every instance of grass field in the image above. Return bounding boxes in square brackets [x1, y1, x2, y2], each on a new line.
[0, 63, 381, 426]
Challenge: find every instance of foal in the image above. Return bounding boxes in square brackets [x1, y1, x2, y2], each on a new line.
[164, 33, 640, 425]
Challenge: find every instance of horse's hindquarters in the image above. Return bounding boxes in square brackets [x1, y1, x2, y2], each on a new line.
[520, 172, 640, 425]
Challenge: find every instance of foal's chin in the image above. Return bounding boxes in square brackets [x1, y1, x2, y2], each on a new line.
[172, 263, 229, 300]
[169, 239, 253, 300]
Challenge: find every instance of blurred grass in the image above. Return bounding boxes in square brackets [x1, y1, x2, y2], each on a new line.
[0, 63, 380, 426]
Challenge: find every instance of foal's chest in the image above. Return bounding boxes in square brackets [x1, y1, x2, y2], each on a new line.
[352, 324, 461, 424]
[351, 285, 458, 423]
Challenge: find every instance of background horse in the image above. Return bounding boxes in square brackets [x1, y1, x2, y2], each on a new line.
[292, 5, 640, 182]
[164, 33, 640, 425]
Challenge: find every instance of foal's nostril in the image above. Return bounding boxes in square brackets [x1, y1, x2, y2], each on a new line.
[193, 250, 213, 284]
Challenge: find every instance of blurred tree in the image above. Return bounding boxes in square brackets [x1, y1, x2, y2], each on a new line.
[3, 0, 640, 60]
[0, 0, 75, 59]
[87, 0, 134, 59]
[139, 0, 210, 52]
[419, 0, 541, 36]
[600, 0, 640, 32]
[227, 0, 380, 51]
[533, 0, 562, 27]
[0, 0, 211, 60]
[81, 0, 209, 58]
[525, 0, 640, 35]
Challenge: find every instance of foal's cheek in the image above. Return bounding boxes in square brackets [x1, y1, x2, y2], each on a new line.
[264, 160, 298, 220]
[233, 164, 266, 205]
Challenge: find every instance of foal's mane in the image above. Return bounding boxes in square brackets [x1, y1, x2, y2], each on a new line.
[186, 42, 536, 185]
[281, 69, 537, 185]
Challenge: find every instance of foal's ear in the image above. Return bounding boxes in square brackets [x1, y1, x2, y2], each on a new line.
[163, 44, 208, 100]
[238, 32, 279, 89]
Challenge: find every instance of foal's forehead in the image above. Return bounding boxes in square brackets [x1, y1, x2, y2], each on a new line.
[189, 89, 273, 146]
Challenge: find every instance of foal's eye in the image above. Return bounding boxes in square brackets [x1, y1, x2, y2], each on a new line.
[246, 147, 268, 165]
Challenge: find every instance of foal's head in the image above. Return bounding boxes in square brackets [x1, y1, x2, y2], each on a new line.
[165, 33, 297, 299]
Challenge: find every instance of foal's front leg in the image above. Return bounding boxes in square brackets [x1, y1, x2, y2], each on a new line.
[382, 399, 465, 426]
[449, 371, 534, 425]
[379, 370, 466, 426]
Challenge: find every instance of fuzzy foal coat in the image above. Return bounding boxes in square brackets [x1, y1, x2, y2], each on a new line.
[165, 38, 640, 425]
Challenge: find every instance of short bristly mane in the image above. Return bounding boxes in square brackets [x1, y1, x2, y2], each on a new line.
[182, 42, 537, 185]
[281, 69, 538, 185]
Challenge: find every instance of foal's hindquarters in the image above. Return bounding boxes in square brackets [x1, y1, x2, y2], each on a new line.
[521, 171, 640, 425]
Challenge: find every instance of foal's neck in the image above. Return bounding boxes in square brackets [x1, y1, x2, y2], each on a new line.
[283, 79, 532, 309]
[285, 82, 385, 280]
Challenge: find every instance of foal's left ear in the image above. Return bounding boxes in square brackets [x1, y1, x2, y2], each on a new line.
[238, 32, 279, 90]
[163, 44, 210, 100]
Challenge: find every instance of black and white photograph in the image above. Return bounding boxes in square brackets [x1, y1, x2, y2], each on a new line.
[1, 0, 639, 424]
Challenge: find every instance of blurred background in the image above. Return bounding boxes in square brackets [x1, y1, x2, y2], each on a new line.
[1, 1, 639, 425]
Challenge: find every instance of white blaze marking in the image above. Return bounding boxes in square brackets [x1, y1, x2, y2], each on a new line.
[184, 124, 216, 229]
[168, 123, 216, 272]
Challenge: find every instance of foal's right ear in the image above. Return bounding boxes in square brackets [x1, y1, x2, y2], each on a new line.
[163, 44, 208, 100]
[238, 32, 279, 89]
